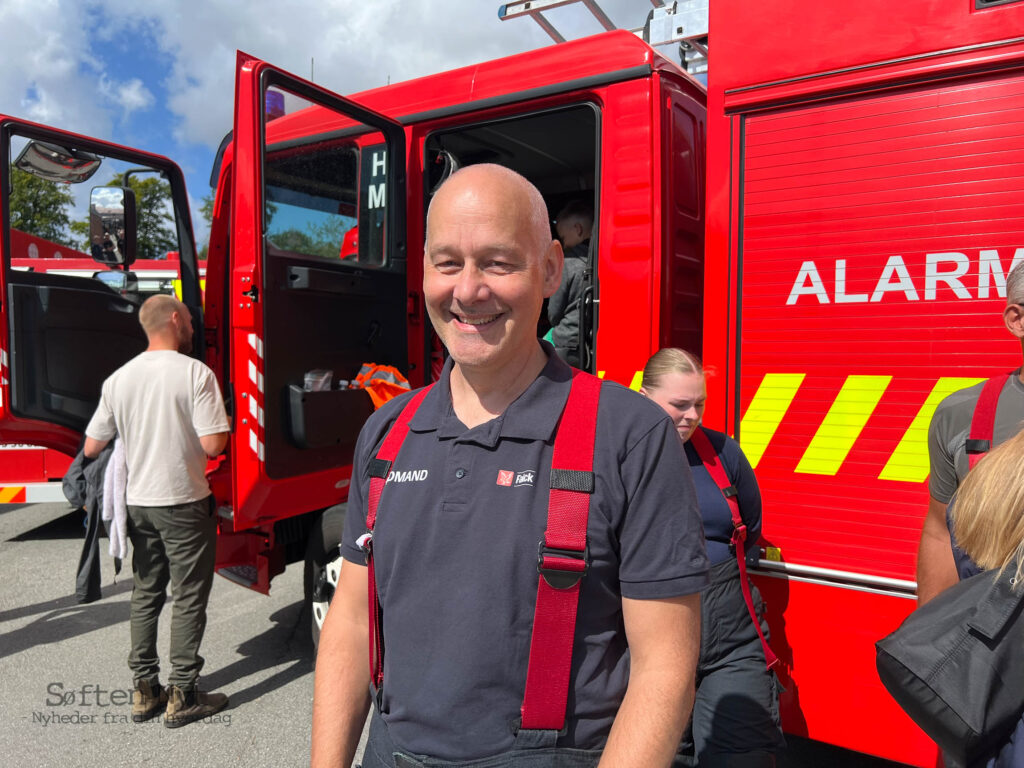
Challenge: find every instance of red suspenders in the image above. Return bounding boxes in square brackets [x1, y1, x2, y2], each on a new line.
[360, 370, 602, 731]
[360, 384, 434, 689]
[966, 373, 1010, 470]
[521, 371, 601, 730]
[688, 427, 778, 671]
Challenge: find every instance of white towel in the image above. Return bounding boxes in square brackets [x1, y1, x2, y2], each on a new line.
[102, 438, 128, 560]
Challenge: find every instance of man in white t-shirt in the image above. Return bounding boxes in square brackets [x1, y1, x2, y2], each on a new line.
[84, 294, 231, 728]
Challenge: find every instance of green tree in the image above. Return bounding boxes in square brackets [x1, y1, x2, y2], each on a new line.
[108, 172, 178, 260]
[8, 167, 75, 246]
[200, 191, 215, 227]
[69, 219, 91, 251]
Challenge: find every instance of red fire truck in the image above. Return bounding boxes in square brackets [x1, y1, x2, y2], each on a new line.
[2, 1, 1022, 763]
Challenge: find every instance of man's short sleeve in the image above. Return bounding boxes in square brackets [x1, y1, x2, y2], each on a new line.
[616, 416, 709, 599]
[192, 364, 230, 437]
[84, 382, 117, 442]
[927, 399, 959, 504]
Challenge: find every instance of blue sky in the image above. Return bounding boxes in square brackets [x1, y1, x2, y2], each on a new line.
[0, 0, 684, 246]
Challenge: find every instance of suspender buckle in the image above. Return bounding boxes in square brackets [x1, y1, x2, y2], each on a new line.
[537, 542, 589, 590]
[722, 485, 738, 498]
[356, 532, 374, 562]
[731, 523, 748, 547]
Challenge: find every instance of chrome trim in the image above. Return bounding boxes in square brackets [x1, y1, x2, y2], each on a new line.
[754, 559, 917, 594]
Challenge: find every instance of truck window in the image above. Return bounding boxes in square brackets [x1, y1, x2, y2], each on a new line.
[2, 128, 199, 433]
[6, 136, 189, 301]
[424, 104, 599, 369]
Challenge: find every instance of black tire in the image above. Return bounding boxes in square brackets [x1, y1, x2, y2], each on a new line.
[304, 503, 347, 658]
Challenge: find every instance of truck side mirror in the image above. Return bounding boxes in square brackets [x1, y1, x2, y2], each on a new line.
[89, 186, 137, 266]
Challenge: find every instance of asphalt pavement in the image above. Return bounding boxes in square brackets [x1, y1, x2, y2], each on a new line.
[0, 501, 340, 768]
[0, 502, 908, 768]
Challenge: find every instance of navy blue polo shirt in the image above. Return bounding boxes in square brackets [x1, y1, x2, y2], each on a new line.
[341, 346, 709, 761]
[683, 428, 763, 568]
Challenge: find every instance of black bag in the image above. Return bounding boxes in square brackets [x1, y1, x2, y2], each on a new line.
[876, 566, 1024, 768]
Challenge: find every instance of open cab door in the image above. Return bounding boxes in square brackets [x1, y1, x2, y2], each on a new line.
[0, 117, 201, 456]
[228, 54, 408, 540]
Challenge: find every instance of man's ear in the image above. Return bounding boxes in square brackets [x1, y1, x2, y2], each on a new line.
[1004, 303, 1024, 340]
[542, 240, 564, 298]
[638, 387, 649, 398]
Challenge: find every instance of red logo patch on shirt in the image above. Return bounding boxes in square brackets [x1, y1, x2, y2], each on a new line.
[496, 470, 514, 487]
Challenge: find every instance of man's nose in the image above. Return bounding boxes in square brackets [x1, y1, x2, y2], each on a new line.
[683, 405, 700, 420]
[452, 265, 490, 304]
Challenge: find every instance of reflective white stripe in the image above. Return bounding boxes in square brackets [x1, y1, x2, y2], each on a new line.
[25, 483, 69, 503]
[248, 429, 265, 461]
[755, 560, 916, 594]
[249, 397, 258, 418]
[248, 360, 258, 385]
[257, 372, 264, 393]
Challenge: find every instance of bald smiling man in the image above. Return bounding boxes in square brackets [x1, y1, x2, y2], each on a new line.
[311, 165, 709, 768]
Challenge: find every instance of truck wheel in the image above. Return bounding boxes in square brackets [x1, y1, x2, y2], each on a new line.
[304, 503, 347, 658]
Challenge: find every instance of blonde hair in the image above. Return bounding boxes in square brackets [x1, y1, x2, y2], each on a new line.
[641, 348, 703, 391]
[138, 294, 184, 335]
[952, 428, 1024, 586]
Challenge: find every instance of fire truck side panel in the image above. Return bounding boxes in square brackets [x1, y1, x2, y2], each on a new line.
[708, 3, 1024, 764]
[711, 0, 1024, 104]
[758, 577, 937, 764]
[593, 77, 659, 380]
[741, 69, 1024, 581]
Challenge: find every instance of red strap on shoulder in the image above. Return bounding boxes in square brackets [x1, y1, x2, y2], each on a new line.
[690, 427, 778, 671]
[967, 373, 1011, 470]
[520, 371, 602, 731]
[363, 385, 433, 687]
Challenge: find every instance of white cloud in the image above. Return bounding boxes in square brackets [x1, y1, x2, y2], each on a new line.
[0, 1, 111, 137]
[0, 0, 669, 191]
[86, 0, 649, 150]
[112, 77, 155, 115]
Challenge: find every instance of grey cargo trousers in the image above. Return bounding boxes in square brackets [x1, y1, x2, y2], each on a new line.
[126, 496, 217, 690]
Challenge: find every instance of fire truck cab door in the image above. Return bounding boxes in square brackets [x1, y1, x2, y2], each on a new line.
[230, 54, 407, 529]
[0, 117, 201, 456]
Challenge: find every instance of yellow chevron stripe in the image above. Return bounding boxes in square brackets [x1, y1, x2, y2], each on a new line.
[739, 373, 805, 468]
[0, 486, 24, 503]
[878, 377, 987, 483]
[796, 375, 892, 476]
[628, 371, 643, 391]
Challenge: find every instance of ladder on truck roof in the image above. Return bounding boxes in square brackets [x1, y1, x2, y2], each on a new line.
[498, 0, 708, 81]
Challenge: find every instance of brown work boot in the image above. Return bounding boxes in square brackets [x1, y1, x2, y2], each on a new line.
[164, 684, 228, 729]
[132, 679, 167, 723]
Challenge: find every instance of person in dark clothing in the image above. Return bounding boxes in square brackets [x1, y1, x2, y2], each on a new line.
[547, 200, 593, 367]
[642, 348, 784, 768]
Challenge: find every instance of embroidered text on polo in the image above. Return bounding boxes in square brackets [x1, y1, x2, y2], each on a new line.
[386, 469, 429, 483]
